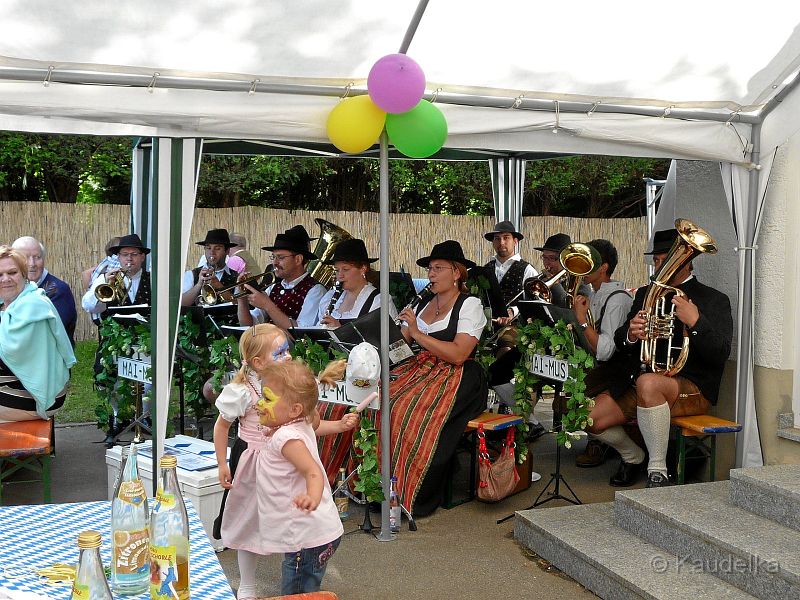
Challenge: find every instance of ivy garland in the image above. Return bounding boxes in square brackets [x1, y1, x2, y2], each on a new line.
[511, 318, 595, 459]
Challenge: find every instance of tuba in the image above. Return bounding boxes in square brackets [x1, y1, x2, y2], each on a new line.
[306, 218, 353, 289]
[639, 218, 717, 376]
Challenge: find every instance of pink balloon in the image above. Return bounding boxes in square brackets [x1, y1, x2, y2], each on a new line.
[368, 54, 426, 114]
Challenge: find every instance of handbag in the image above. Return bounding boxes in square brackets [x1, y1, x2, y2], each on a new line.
[477, 424, 520, 502]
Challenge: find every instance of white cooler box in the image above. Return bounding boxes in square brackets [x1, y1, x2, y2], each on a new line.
[106, 435, 228, 551]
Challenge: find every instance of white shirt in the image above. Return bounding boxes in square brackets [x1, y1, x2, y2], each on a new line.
[181, 265, 236, 293]
[250, 272, 327, 327]
[589, 280, 633, 361]
[82, 270, 144, 315]
[493, 253, 538, 284]
[317, 283, 398, 322]
[415, 295, 486, 340]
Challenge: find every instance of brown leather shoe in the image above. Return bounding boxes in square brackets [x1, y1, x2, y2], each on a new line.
[576, 439, 608, 468]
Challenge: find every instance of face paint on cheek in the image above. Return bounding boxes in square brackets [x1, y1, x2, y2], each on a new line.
[272, 340, 290, 362]
[257, 386, 280, 421]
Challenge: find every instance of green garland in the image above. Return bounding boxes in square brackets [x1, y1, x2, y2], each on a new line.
[511, 319, 595, 459]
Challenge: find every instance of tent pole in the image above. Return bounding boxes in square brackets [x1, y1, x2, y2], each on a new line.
[398, 0, 430, 54]
[735, 122, 761, 467]
[377, 130, 393, 541]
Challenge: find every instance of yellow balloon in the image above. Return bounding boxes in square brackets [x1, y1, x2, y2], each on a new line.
[326, 96, 386, 154]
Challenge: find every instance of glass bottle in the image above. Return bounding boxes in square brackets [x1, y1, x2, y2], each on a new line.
[149, 454, 190, 600]
[71, 530, 113, 600]
[334, 467, 349, 520]
[389, 475, 401, 533]
[111, 444, 150, 595]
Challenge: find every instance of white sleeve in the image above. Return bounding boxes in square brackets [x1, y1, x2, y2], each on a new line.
[596, 292, 634, 362]
[457, 296, 488, 340]
[181, 271, 195, 294]
[296, 283, 327, 327]
[524, 263, 539, 280]
[214, 382, 250, 422]
[81, 277, 106, 314]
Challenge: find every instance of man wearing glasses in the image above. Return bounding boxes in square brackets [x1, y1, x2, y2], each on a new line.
[82, 233, 151, 317]
[237, 227, 326, 330]
[181, 229, 240, 307]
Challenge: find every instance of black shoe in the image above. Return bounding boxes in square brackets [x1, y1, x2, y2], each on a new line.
[526, 422, 546, 441]
[576, 439, 608, 468]
[645, 471, 671, 488]
[609, 460, 644, 487]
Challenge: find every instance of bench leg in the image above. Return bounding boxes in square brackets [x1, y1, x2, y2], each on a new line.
[676, 430, 686, 485]
[42, 454, 51, 503]
[709, 435, 717, 483]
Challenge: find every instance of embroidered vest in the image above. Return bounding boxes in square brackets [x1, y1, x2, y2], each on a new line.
[498, 260, 529, 306]
[98, 271, 151, 321]
[268, 274, 319, 321]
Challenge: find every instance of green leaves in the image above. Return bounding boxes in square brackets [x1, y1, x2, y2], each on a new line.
[353, 417, 385, 502]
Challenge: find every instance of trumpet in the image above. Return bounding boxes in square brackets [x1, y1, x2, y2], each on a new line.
[94, 269, 130, 303]
[395, 283, 434, 325]
[200, 269, 276, 305]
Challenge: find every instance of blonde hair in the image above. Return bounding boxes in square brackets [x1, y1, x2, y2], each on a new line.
[261, 358, 346, 422]
[232, 323, 285, 384]
[0, 245, 28, 279]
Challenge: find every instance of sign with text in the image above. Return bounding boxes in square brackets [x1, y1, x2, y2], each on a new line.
[117, 357, 151, 384]
[527, 353, 569, 382]
[318, 381, 380, 410]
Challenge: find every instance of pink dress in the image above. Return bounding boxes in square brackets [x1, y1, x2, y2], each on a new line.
[220, 389, 343, 554]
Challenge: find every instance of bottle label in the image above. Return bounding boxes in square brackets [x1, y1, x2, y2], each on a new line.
[335, 496, 349, 516]
[153, 488, 176, 511]
[117, 479, 146, 505]
[113, 528, 149, 575]
[71, 582, 89, 599]
[149, 545, 189, 600]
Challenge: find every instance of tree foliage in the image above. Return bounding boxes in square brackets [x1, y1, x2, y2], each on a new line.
[0, 132, 669, 216]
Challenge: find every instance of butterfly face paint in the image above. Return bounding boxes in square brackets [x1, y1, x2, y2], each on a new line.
[257, 385, 280, 423]
[272, 339, 290, 363]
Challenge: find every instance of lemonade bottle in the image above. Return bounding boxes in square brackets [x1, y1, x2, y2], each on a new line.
[71, 530, 113, 599]
[149, 454, 190, 600]
[111, 444, 149, 594]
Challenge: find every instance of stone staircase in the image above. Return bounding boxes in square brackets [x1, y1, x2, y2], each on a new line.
[514, 465, 800, 599]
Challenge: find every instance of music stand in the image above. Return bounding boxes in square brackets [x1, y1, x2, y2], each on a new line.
[108, 307, 152, 447]
[332, 310, 413, 365]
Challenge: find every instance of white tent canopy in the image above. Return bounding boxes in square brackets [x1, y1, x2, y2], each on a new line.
[2, 0, 799, 520]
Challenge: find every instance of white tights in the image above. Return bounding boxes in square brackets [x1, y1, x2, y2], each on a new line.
[237, 549, 259, 599]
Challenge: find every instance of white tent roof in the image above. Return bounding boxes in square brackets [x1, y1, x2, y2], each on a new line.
[2, 1, 800, 164]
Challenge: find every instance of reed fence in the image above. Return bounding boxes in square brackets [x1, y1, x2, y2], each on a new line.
[0, 202, 648, 342]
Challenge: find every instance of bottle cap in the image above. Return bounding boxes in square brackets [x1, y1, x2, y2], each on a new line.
[160, 454, 178, 468]
[77, 530, 102, 549]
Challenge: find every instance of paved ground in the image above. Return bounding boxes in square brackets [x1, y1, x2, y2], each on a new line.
[3, 408, 648, 600]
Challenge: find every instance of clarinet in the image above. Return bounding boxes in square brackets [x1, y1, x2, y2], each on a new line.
[325, 281, 344, 318]
[395, 283, 434, 325]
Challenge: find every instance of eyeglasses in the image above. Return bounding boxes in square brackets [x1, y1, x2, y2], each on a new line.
[271, 253, 297, 262]
[541, 254, 560, 261]
[119, 252, 142, 259]
[426, 265, 455, 274]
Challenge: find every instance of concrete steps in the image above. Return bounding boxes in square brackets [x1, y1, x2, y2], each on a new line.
[515, 465, 800, 600]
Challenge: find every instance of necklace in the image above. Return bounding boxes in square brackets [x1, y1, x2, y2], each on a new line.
[435, 293, 454, 317]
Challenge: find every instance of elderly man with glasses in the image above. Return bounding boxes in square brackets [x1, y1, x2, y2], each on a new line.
[237, 227, 326, 330]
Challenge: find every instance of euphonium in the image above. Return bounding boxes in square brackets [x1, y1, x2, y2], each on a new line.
[639, 218, 717, 376]
[307, 218, 353, 289]
[94, 269, 130, 303]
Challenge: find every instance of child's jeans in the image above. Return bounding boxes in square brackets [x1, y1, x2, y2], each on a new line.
[281, 536, 341, 595]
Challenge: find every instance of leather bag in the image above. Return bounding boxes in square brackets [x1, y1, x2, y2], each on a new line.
[477, 425, 520, 502]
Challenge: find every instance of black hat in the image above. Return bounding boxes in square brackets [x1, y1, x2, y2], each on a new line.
[484, 220, 524, 241]
[534, 233, 571, 252]
[286, 225, 318, 243]
[644, 229, 680, 255]
[323, 238, 378, 264]
[416, 240, 476, 269]
[262, 229, 318, 260]
[195, 229, 237, 249]
[110, 234, 150, 255]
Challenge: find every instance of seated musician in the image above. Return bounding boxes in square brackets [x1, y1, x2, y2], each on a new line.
[588, 227, 732, 488]
[317, 238, 397, 328]
[181, 229, 240, 307]
[237, 227, 326, 330]
[391, 240, 487, 516]
[81, 234, 151, 441]
[12, 236, 77, 346]
[569, 239, 635, 468]
[0, 246, 76, 422]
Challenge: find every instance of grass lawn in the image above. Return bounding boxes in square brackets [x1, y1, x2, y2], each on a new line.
[59, 340, 100, 424]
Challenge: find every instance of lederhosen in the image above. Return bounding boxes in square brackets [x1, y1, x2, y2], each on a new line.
[268, 274, 319, 322]
[389, 293, 487, 516]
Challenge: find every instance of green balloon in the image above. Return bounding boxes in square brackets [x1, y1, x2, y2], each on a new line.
[386, 100, 448, 158]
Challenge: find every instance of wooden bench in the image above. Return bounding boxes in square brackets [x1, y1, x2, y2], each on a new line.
[443, 412, 524, 509]
[0, 418, 54, 504]
[670, 415, 741, 485]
